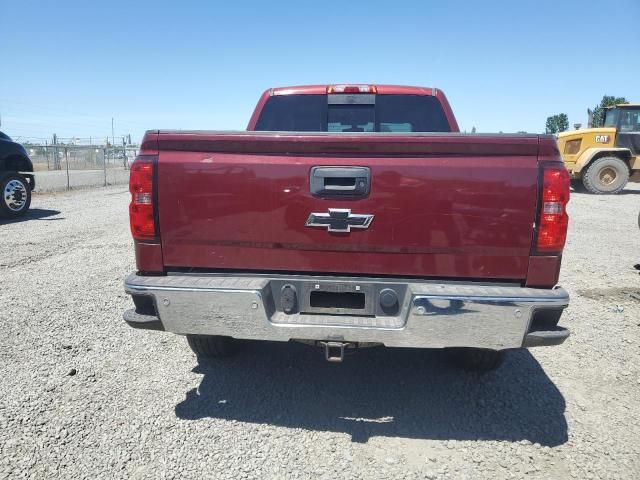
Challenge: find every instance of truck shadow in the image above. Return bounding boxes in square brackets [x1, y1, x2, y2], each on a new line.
[570, 188, 640, 196]
[0, 208, 62, 224]
[175, 342, 568, 446]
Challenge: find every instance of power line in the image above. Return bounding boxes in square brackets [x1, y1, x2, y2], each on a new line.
[0, 98, 153, 130]
[0, 98, 143, 121]
[2, 113, 149, 131]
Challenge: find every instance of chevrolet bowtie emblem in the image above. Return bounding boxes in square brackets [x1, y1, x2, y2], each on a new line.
[305, 208, 374, 233]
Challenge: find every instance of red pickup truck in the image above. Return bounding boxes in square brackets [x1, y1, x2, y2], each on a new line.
[123, 85, 570, 371]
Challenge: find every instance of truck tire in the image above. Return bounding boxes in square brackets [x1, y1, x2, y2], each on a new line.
[446, 348, 504, 373]
[582, 156, 629, 194]
[0, 173, 32, 219]
[186, 335, 240, 358]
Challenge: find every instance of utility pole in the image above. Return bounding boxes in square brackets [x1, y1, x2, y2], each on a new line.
[111, 118, 115, 153]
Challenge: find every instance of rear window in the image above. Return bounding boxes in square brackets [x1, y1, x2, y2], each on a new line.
[255, 94, 451, 132]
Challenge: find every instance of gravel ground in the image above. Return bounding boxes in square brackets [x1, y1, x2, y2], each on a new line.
[1, 184, 639, 479]
[33, 169, 129, 192]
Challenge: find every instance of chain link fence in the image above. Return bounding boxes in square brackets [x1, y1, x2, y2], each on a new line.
[22, 142, 138, 192]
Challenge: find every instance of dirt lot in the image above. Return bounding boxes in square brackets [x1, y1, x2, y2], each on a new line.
[1, 185, 639, 479]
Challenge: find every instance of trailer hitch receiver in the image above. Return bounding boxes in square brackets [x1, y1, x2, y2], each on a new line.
[319, 341, 351, 363]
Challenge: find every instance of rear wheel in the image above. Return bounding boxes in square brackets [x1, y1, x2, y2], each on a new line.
[0, 173, 31, 219]
[186, 335, 240, 358]
[582, 156, 629, 194]
[446, 348, 505, 373]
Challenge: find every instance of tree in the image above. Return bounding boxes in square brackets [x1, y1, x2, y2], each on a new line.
[591, 95, 628, 128]
[471, 126, 476, 133]
[545, 113, 569, 134]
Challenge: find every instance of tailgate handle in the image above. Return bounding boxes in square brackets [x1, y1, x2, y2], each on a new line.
[310, 166, 370, 198]
[324, 177, 356, 191]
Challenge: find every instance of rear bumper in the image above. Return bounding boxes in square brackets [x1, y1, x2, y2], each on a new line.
[123, 273, 569, 350]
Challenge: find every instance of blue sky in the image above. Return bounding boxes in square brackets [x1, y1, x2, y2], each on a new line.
[1, 0, 638, 143]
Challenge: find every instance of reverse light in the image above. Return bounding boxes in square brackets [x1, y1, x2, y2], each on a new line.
[327, 84, 377, 94]
[536, 166, 570, 253]
[129, 156, 157, 241]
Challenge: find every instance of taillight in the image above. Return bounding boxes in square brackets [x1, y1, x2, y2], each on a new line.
[327, 84, 377, 94]
[536, 166, 570, 253]
[129, 156, 157, 241]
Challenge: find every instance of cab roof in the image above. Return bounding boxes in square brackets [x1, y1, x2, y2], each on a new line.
[270, 85, 436, 96]
[604, 104, 640, 109]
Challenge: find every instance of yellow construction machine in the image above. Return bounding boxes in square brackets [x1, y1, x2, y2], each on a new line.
[557, 104, 640, 193]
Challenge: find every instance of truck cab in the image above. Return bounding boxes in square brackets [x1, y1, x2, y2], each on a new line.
[558, 104, 640, 194]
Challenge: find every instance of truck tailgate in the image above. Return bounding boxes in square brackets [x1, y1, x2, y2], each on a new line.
[155, 132, 540, 280]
